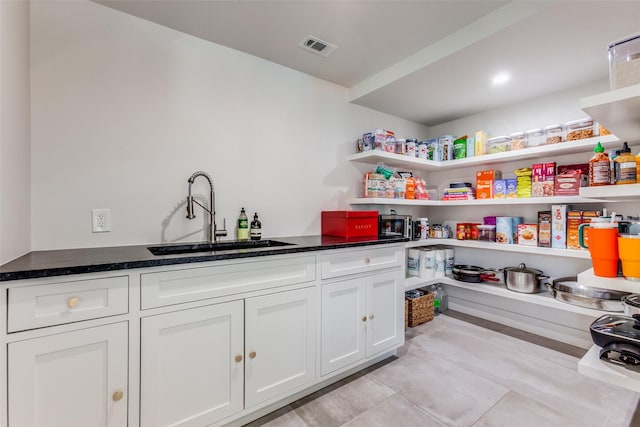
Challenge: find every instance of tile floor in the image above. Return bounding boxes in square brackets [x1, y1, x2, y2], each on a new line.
[247, 311, 640, 427]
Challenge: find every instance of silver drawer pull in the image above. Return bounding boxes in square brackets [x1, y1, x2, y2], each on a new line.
[67, 297, 80, 308]
[364, 257, 370, 265]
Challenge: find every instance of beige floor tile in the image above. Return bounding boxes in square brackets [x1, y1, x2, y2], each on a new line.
[291, 375, 395, 427]
[370, 344, 509, 426]
[342, 394, 447, 427]
[473, 390, 583, 427]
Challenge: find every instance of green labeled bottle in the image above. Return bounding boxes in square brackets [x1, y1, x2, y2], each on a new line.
[237, 207, 249, 241]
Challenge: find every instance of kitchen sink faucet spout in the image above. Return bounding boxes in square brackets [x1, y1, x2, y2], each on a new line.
[186, 171, 227, 242]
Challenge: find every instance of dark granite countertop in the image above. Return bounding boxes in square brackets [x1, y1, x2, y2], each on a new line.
[0, 235, 407, 282]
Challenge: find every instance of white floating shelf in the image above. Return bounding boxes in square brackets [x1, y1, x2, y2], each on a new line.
[579, 345, 640, 393]
[579, 183, 640, 201]
[576, 268, 640, 293]
[405, 276, 612, 317]
[405, 239, 591, 259]
[581, 84, 640, 145]
[349, 195, 604, 207]
[348, 135, 620, 172]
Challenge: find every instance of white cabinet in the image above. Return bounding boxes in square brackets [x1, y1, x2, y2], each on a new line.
[321, 269, 403, 376]
[140, 301, 244, 427]
[245, 287, 316, 408]
[8, 322, 128, 427]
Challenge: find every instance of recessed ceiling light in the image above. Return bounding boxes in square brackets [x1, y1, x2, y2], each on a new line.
[492, 72, 510, 85]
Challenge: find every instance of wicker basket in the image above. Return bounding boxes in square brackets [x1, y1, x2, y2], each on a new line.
[404, 299, 409, 330]
[406, 292, 434, 327]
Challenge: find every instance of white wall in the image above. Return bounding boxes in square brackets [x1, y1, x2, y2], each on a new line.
[0, 0, 31, 264]
[29, 0, 428, 250]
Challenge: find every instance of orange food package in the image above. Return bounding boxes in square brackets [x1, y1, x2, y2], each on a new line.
[405, 177, 416, 199]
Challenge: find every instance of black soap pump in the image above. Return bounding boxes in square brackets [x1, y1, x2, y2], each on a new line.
[250, 212, 262, 241]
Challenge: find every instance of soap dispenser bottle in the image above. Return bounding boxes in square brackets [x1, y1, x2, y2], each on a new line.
[237, 208, 249, 241]
[615, 142, 637, 184]
[250, 212, 262, 241]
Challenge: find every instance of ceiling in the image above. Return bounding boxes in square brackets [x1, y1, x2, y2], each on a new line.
[94, 0, 640, 126]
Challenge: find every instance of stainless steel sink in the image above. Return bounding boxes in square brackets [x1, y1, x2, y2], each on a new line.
[147, 240, 293, 256]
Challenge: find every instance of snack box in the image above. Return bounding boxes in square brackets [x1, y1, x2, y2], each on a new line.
[566, 211, 583, 249]
[554, 170, 588, 196]
[551, 205, 568, 249]
[496, 217, 513, 244]
[538, 211, 552, 248]
[476, 180, 494, 199]
[321, 210, 379, 238]
[505, 179, 518, 198]
[476, 170, 502, 181]
[493, 180, 507, 198]
[517, 224, 538, 246]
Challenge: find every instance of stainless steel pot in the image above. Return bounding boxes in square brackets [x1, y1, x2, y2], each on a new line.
[546, 277, 630, 312]
[622, 294, 640, 315]
[503, 263, 548, 293]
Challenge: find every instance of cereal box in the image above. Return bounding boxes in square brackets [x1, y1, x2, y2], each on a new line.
[476, 180, 494, 199]
[566, 211, 583, 249]
[494, 180, 507, 198]
[505, 179, 517, 198]
[551, 205, 568, 249]
[496, 217, 514, 244]
[517, 224, 538, 246]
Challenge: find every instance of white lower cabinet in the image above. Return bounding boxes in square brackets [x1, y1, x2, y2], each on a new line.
[140, 287, 316, 427]
[321, 270, 403, 376]
[140, 301, 244, 427]
[7, 322, 128, 427]
[244, 287, 316, 408]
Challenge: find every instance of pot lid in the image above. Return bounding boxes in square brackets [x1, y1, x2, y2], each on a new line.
[622, 294, 640, 308]
[504, 263, 543, 275]
[551, 277, 631, 300]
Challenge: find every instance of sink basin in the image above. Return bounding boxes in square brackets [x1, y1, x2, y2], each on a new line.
[147, 240, 294, 256]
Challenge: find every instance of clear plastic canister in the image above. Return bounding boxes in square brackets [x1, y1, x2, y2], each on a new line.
[526, 128, 545, 147]
[509, 131, 528, 150]
[565, 118, 595, 141]
[609, 33, 640, 89]
[486, 136, 511, 154]
[544, 124, 564, 144]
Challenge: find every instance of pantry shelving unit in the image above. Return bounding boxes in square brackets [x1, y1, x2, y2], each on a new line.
[349, 195, 606, 206]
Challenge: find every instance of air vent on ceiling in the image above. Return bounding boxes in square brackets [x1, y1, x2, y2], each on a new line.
[298, 35, 337, 57]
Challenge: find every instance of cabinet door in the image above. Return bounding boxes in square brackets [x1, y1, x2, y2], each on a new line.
[244, 287, 316, 408]
[321, 278, 366, 375]
[366, 270, 403, 357]
[8, 322, 128, 427]
[140, 301, 243, 427]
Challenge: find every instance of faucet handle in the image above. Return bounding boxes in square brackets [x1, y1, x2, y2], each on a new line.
[215, 218, 228, 237]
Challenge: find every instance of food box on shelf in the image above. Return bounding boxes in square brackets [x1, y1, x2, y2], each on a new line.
[538, 211, 552, 248]
[321, 210, 379, 238]
[517, 224, 538, 246]
[551, 205, 568, 249]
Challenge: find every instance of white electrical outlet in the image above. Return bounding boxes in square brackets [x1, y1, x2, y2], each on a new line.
[92, 209, 111, 233]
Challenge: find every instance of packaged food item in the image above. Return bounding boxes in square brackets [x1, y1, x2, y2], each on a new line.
[609, 33, 640, 89]
[566, 211, 583, 249]
[580, 210, 602, 248]
[453, 135, 467, 159]
[362, 132, 374, 151]
[565, 118, 595, 141]
[474, 130, 489, 156]
[478, 225, 496, 242]
[466, 136, 475, 158]
[493, 179, 507, 198]
[407, 249, 420, 277]
[406, 139, 417, 157]
[426, 138, 440, 161]
[505, 179, 517, 198]
[496, 217, 514, 244]
[395, 138, 407, 155]
[476, 180, 493, 199]
[588, 141, 611, 186]
[526, 128, 545, 147]
[615, 142, 637, 184]
[374, 128, 394, 150]
[517, 224, 538, 246]
[486, 135, 511, 154]
[551, 205, 568, 249]
[476, 170, 502, 180]
[532, 163, 555, 197]
[544, 124, 564, 144]
[364, 172, 386, 198]
[515, 167, 532, 198]
[538, 211, 552, 248]
[554, 170, 587, 195]
[417, 141, 429, 159]
[405, 177, 416, 199]
[509, 131, 528, 150]
[440, 135, 455, 161]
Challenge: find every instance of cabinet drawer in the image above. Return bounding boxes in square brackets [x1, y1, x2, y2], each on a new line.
[7, 275, 129, 332]
[141, 255, 316, 309]
[320, 245, 403, 279]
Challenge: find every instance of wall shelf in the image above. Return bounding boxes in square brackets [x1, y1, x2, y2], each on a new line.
[348, 135, 620, 172]
[581, 84, 640, 145]
[405, 276, 612, 318]
[405, 238, 591, 259]
[579, 183, 640, 201]
[349, 195, 604, 207]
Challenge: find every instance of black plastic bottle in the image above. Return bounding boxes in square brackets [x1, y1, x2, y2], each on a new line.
[250, 212, 262, 241]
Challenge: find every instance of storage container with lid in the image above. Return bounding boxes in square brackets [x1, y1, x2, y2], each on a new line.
[609, 33, 640, 89]
[486, 136, 511, 154]
[543, 124, 564, 144]
[565, 118, 595, 141]
[526, 128, 545, 147]
[477, 224, 496, 242]
[509, 131, 528, 150]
